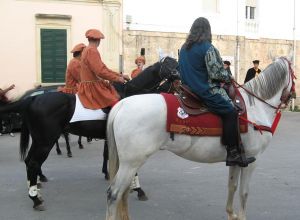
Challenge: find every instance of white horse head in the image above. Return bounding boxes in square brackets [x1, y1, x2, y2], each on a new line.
[105, 57, 296, 220]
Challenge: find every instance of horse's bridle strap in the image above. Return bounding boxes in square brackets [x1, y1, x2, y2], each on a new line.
[233, 80, 279, 110]
[239, 109, 282, 135]
[233, 57, 296, 111]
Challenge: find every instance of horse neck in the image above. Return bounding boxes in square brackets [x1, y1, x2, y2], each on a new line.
[240, 82, 285, 127]
[241, 58, 290, 125]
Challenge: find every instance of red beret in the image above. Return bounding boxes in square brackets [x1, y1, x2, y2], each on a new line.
[135, 56, 146, 64]
[70, 43, 86, 53]
[85, 29, 105, 40]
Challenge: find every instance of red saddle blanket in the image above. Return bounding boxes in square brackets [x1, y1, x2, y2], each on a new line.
[161, 93, 248, 136]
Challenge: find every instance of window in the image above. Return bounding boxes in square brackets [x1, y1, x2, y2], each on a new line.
[40, 29, 67, 83]
[246, 6, 255, 19]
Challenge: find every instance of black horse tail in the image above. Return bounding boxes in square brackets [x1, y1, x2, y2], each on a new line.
[20, 121, 30, 161]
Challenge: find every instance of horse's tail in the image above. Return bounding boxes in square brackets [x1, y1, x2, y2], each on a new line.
[107, 101, 131, 220]
[107, 101, 123, 182]
[20, 121, 30, 161]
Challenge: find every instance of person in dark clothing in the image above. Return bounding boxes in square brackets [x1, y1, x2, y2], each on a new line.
[178, 17, 255, 167]
[223, 60, 231, 71]
[0, 84, 15, 136]
[244, 60, 261, 83]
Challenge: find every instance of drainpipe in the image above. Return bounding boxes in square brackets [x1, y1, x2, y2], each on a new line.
[292, 0, 296, 110]
[235, 0, 240, 82]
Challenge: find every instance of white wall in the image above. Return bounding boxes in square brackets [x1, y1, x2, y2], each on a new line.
[259, 0, 299, 40]
[124, 0, 300, 40]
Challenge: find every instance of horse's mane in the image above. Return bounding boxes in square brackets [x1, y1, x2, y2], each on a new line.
[244, 58, 288, 104]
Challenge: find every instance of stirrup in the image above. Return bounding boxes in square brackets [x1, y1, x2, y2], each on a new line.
[226, 156, 256, 167]
[226, 148, 256, 167]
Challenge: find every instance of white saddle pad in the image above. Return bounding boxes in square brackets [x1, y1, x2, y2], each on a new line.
[70, 94, 107, 123]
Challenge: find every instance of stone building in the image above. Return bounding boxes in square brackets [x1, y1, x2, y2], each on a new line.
[123, 30, 299, 87]
[1, 0, 299, 105]
[123, 0, 300, 104]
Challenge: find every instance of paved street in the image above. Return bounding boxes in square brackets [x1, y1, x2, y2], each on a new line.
[0, 112, 300, 220]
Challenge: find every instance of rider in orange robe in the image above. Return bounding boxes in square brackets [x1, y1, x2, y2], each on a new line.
[131, 56, 145, 79]
[60, 43, 86, 94]
[77, 29, 127, 110]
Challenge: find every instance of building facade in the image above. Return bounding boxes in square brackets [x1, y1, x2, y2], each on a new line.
[1, 0, 299, 103]
[0, 0, 122, 100]
[123, 30, 299, 83]
[123, 0, 299, 103]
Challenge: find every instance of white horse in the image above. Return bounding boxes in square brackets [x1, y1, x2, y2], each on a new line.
[105, 57, 295, 220]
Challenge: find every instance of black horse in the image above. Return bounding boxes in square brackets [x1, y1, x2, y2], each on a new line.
[0, 57, 179, 210]
[55, 133, 84, 158]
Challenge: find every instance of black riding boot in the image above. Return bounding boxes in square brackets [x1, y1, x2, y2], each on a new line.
[222, 110, 256, 167]
[226, 144, 256, 167]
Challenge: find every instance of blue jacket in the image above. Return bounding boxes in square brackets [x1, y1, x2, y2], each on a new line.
[179, 41, 234, 114]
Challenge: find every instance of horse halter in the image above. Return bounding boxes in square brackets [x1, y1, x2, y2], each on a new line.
[235, 57, 297, 111]
[153, 57, 180, 93]
[279, 57, 297, 107]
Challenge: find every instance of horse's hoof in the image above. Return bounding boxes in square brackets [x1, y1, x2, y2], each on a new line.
[67, 153, 73, 158]
[104, 173, 110, 181]
[137, 188, 148, 201]
[37, 183, 42, 189]
[79, 145, 84, 149]
[34, 203, 46, 211]
[39, 175, 48, 183]
[31, 196, 45, 211]
[57, 151, 62, 155]
[228, 213, 238, 220]
[138, 194, 148, 201]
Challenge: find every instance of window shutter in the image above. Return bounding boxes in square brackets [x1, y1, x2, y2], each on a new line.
[41, 29, 67, 83]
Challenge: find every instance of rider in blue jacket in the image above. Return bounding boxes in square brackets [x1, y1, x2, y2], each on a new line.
[179, 17, 255, 167]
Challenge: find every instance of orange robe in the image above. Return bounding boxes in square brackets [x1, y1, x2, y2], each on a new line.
[131, 68, 142, 79]
[61, 58, 81, 94]
[77, 45, 121, 109]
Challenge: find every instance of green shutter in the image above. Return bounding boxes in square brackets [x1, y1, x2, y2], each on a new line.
[41, 29, 67, 83]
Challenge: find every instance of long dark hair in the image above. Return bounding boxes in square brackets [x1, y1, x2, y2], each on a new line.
[183, 17, 212, 50]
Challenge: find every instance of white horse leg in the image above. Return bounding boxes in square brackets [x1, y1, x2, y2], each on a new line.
[106, 164, 138, 220]
[238, 162, 256, 220]
[226, 166, 241, 220]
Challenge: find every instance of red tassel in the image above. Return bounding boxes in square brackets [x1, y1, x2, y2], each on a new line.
[271, 111, 282, 135]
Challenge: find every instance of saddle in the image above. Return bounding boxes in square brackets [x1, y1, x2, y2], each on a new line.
[176, 83, 246, 115]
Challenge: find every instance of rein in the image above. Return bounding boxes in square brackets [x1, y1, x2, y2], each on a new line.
[233, 80, 280, 110]
[233, 57, 296, 135]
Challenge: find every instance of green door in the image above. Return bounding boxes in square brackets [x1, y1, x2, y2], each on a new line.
[40, 29, 67, 83]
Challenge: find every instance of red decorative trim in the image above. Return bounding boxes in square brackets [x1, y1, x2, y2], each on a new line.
[239, 111, 282, 135]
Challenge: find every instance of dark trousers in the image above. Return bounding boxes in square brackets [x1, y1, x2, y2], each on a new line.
[220, 109, 239, 147]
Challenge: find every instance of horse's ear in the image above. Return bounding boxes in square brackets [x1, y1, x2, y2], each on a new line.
[268, 50, 276, 61]
[286, 49, 294, 62]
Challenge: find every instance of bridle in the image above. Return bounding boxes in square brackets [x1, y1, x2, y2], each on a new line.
[233, 57, 296, 135]
[150, 69, 180, 94]
[233, 57, 296, 112]
[279, 57, 297, 106]
[124, 59, 180, 95]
